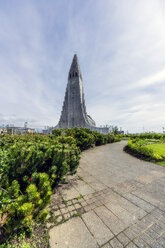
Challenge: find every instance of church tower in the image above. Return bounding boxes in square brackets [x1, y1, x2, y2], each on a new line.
[57, 54, 96, 128]
[55, 54, 110, 134]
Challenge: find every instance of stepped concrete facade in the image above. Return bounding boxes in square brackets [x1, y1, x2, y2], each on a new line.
[55, 54, 110, 134]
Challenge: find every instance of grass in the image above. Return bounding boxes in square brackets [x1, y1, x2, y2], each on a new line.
[137, 139, 160, 145]
[157, 161, 165, 166]
[124, 139, 165, 167]
[145, 143, 165, 157]
[75, 195, 83, 200]
[77, 175, 83, 181]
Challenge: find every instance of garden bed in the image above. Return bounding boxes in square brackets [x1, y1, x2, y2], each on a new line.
[145, 143, 165, 166]
[124, 138, 165, 165]
[0, 128, 120, 247]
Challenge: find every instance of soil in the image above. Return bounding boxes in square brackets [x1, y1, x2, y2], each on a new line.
[0, 223, 49, 247]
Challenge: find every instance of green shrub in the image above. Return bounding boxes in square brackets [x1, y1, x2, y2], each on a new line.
[0, 129, 120, 237]
[125, 139, 164, 162]
[36, 209, 49, 222]
[8, 180, 20, 198]
[26, 184, 40, 205]
[73, 128, 95, 150]
[3, 172, 52, 233]
[123, 133, 165, 140]
[52, 129, 63, 137]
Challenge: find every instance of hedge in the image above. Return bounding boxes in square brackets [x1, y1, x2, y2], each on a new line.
[121, 133, 165, 140]
[0, 129, 120, 237]
[124, 139, 164, 162]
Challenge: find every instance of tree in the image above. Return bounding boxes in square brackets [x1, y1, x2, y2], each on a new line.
[112, 126, 119, 135]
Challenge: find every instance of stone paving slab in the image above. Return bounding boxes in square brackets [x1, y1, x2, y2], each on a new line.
[82, 210, 114, 246]
[72, 179, 95, 195]
[49, 217, 99, 248]
[48, 141, 165, 248]
[59, 185, 80, 201]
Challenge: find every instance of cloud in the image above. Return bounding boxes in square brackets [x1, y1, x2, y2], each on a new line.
[0, 0, 164, 133]
[134, 69, 165, 88]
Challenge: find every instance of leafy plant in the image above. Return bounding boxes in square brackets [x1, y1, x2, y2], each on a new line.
[124, 139, 164, 163]
[0, 129, 120, 240]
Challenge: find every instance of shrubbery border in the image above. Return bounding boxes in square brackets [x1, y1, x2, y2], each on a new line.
[124, 139, 164, 163]
[0, 128, 121, 242]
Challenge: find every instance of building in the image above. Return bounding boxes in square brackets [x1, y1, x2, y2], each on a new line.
[0, 123, 35, 135]
[0, 127, 7, 134]
[6, 126, 35, 135]
[55, 54, 110, 134]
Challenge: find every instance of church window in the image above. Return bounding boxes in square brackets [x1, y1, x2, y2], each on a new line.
[72, 118, 74, 127]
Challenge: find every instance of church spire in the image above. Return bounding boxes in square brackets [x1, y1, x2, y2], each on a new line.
[57, 54, 96, 129]
[68, 54, 82, 79]
[54, 54, 110, 134]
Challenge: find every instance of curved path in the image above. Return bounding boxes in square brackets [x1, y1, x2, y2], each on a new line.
[49, 141, 165, 248]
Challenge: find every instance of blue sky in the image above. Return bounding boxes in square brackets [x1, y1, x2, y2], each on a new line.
[0, 0, 165, 133]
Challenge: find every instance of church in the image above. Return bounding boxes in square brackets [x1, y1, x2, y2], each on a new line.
[55, 54, 110, 134]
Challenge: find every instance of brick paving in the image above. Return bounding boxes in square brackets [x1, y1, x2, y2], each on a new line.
[48, 141, 165, 248]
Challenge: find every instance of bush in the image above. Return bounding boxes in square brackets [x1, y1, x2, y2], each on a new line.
[0, 129, 120, 237]
[1, 172, 52, 233]
[73, 129, 95, 150]
[124, 139, 164, 162]
[122, 133, 165, 140]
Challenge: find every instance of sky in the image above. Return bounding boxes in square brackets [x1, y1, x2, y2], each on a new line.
[0, 0, 165, 133]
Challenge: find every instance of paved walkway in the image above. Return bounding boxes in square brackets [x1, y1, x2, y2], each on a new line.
[48, 141, 165, 248]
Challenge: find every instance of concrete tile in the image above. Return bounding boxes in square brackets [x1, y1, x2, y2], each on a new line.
[54, 210, 61, 216]
[94, 206, 127, 235]
[72, 199, 78, 204]
[124, 193, 155, 213]
[77, 207, 85, 214]
[140, 233, 155, 246]
[60, 207, 68, 214]
[117, 233, 130, 246]
[73, 180, 95, 195]
[80, 201, 87, 207]
[59, 203, 66, 208]
[47, 222, 53, 229]
[134, 208, 147, 220]
[88, 181, 106, 191]
[74, 203, 81, 209]
[124, 228, 138, 240]
[101, 243, 112, 248]
[48, 141, 165, 248]
[82, 210, 114, 246]
[133, 191, 160, 207]
[63, 212, 70, 219]
[105, 202, 125, 214]
[70, 210, 77, 216]
[133, 237, 148, 248]
[145, 228, 159, 239]
[117, 211, 137, 225]
[68, 205, 75, 212]
[56, 215, 63, 222]
[49, 217, 99, 248]
[61, 187, 80, 201]
[84, 203, 96, 212]
[95, 200, 103, 207]
[150, 223, 164, 235]
[136, 174, 155, 184]
[126, 242, 138, 248]
[67, 200, 72, 206]
[110, 237, 123, 248]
